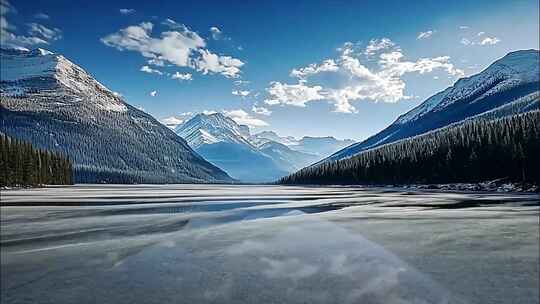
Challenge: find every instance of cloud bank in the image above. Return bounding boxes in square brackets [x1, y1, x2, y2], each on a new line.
[0, 0, 62, 49]
[264, 38, 464, 113]
[101, 20, 244, 78]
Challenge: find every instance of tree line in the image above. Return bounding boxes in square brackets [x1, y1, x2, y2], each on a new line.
[0, 133, 73, 187]
[280, 111, 540, 185]
[1, 95, 227, 184]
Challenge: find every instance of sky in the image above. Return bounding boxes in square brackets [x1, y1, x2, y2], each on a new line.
[1, 0, 539, 141]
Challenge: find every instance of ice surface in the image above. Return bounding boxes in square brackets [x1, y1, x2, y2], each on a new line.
[1, 185, 539, 304]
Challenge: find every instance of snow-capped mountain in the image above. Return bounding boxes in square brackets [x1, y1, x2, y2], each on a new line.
[0, 48, 232, 183]
[325, 49, 540, 163]
[250, 131, 355, 158]
[1, 48, 128, 112]
[174, 113, 341, 181]
[249, 131, 298, 147]
[175, 113, 288, 182]
[175, 113, 255, 149]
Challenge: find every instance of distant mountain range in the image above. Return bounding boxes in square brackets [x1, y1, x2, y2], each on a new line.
[174, 113, 353, 182]
[324, 49, 540, 163]
[249, 131, 355, 158]
[0, 48, 232, 183]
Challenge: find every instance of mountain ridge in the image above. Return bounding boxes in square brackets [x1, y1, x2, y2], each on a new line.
[174, 112, 288, 182]
[324, 49, 540, 163]
[0, 48, 233, 183]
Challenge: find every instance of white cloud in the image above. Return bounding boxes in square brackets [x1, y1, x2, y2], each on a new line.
[460, 34, 500, 46]
[480, 37, 500, 45]
[209, 26, 233, 42]
[379, 52, 464, 77]
[195, 49, 244, 78]
[264, 82, 325, 107]
[102, 21, 201, 67]
[252, 105, 272, 116]
[119, 8, 135, 15]
[223, 109, 269, 127]
[147, 58, 165, 66]
[161, 113, 194, 128]
[210, 26, 222, 40]
[0, 1, 62, 48]
[33, 12, 49, 19]
[459, 25, 470, 29]
[290, 59, 339, 81]
[364, 38, 396, 56]
[27, 23, 62, 41]
[417, 30, 435, 40]
[171, 71, 192, 81]
[264, 39, 464, 113]
[232, 90, 250, 97]
[112, 91, 123, 97]
[150, 90, 157, 97]
[161, 116, 183, 128]
[234, 80, 250, 86]
[140, 65, 163, 75]
[101, 20, 244, 78]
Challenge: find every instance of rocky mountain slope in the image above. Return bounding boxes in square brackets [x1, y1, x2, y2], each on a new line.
[325, 49, 540, 162]
[0, 48, 232, 183]
[175, 113, 288, 182]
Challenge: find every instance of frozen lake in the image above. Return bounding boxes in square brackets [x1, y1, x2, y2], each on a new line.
[1, 185, 539, 304]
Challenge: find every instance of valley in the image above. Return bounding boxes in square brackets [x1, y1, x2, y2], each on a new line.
[1, 2, 539, 304]
[1, 48, 538, 185]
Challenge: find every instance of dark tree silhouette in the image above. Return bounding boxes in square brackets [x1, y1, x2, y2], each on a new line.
[0, 134, 73, 187]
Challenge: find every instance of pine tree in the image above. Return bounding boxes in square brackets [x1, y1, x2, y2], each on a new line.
[281, 111, 540, 185]
[0, 133, 74, 187]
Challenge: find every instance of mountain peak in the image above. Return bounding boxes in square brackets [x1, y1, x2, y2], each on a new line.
[501, 49, 539, 58]
[394, 49, 539, 126]
[324, 49, 540, 163]
[31, 48, 55, 56]
[1, 49, 232, 183]
[175, 111, 254, 149]
[1, 48, 127, 112]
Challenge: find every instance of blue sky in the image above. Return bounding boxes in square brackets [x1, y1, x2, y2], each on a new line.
[2, 0, 539, 140]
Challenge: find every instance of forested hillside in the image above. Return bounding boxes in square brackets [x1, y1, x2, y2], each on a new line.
[324, 50, 539, 163]
[0, 134, 73, 187]
[280, 111, 540, 185]
[0, 48, 232, 184]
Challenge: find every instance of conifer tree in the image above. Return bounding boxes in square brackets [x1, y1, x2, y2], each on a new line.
[0, 134, 73, 187]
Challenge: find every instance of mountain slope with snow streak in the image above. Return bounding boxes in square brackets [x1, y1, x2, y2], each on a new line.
[325, 49, 540, 163]
[0, 48, 232, 183]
